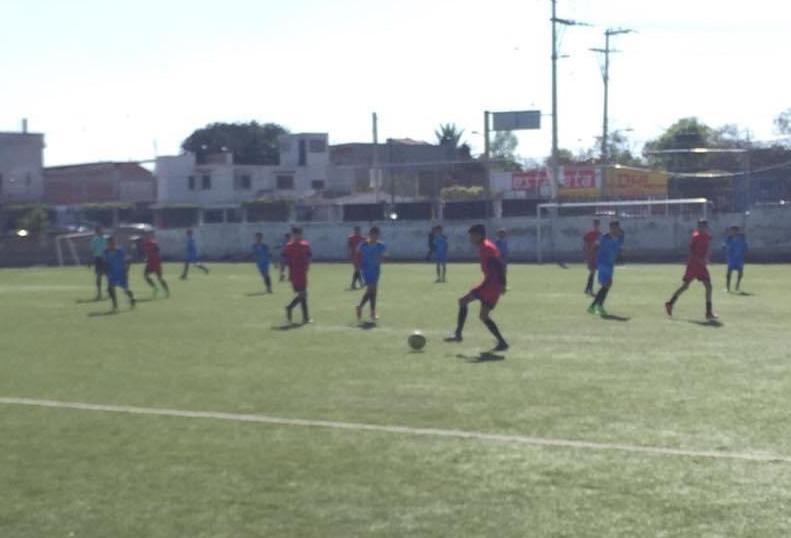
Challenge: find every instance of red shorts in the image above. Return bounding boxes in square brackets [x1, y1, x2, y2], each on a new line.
[471, 283, 502, 309]
[683, 263, 710, 282]
[145, 262, 162, 277]
[291, 274, 308, 293]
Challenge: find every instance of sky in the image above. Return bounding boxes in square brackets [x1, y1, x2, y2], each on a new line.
[1, 0, 789, 166]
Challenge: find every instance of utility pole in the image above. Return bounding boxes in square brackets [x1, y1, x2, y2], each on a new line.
[591, 28, 633, 166]
[550, 0, 590, 199]
[372, 112, 379, 202]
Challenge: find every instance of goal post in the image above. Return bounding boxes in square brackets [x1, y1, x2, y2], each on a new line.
[536, 198, 710, 263]
[54, 232, 92, 267]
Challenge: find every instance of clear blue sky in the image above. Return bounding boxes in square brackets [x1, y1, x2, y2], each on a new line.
[1, 0, 788, 165]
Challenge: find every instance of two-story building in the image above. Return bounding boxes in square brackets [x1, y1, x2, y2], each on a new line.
[0, 130, 45, 205]
[44, 162, 156, 206]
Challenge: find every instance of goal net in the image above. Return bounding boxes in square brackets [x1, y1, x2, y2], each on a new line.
[536, 198, 710, 263]
[54, 232, 93, 267]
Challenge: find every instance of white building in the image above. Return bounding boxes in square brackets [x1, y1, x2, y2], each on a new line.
[0, 130, 45, 204]
[155, 133, 346, 207]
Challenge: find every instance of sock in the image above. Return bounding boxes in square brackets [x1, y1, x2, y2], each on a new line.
[359, 291, 370, 308]
[160, 279, 170, 294]
[599, 287, 610, 307]
[264, 274, 272, 291]
[455, 304, 468, 337]
[96, 275, 102, 296]
[198, 264, 209, 274]
[370, 292, 377, 313]
[181, 263, 189, 278]
[591, 287, 607, 307]
[287, 296, 301, 310]
[706, 301, 713, 315]
[585, 273, 594, 292]
[726, 272, 731, 290]
[145, 275, 156, 290]
[108, 286, 118, 309]
[126, 289, 135, 304]
[300, 295, 309, 322]
[483, 318, 506, 344]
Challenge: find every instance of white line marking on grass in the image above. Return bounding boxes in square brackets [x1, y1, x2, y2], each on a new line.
[2, 396, 788, 464]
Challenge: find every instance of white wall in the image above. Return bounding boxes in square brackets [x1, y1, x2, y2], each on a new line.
[152, 208, 791, 263]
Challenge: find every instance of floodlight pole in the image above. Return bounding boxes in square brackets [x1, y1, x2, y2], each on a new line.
[550, 0, 590, 200]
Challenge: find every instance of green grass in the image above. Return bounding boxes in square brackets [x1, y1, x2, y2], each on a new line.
[1, 262, 790, 537]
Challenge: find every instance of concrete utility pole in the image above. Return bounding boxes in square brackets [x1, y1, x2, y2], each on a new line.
[550, 0, 590, 199]
[591, 28, 633, 165]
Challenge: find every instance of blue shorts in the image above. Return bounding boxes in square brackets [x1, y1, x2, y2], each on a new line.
[598, 266, 614, 285]
[186, 255, 198, 263]
[728, 260, 744, 271]
[108, 274, 128, 289]
[362, 269, 380, 285]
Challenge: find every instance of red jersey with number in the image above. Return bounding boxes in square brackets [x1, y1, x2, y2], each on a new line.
[282, 240, 312, 285]
[583, 230, 600, 267]
[143, 238, 161, 267]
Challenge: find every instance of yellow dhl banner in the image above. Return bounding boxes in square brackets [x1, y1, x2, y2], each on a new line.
[606, 166, 668, 197]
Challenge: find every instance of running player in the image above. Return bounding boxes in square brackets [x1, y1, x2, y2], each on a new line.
[587, 221, 624, 316]
[104, 236, 136, 311]
[724, 226, 748, 293]
[278, 232, 291, 281]
[180, 229, 209, 280]
[89, 226, 107, 300]
[280, 227, 312, 325]
[347, 226, 365, 290]
[355, 226, 386, 322]
[665, 219, 717, 320]
[252, 232, 273, 293]
[583, 219, 601, 295]
[446, 224, 508, 351]
[432, 225, 448, 282]
[142, 231, 170, 298]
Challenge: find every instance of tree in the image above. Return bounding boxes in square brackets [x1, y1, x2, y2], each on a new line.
[775, 108, 791, 135]
[434, 123, 465, 149]
[182, 121, 289, 165]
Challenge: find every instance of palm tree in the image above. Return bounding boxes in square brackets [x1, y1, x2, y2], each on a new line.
[434, 123, 465, 149]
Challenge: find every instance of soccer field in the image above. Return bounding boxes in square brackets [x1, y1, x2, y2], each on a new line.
[1, 262, 790, 537]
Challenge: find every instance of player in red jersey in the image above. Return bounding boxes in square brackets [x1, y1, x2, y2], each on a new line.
[446, 224, 508, 351]
[665, 219, 717, 320]
[142, 231, 170, 298]
[347, 226, 365, 290]
[583, 219, 601, 295]
[280, 226, 313, 325]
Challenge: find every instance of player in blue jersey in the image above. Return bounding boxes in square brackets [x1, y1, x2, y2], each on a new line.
[104, 236, 136, 311]
[724, 226, 748, 293]
[252, 232, 273, 293]
[432, 225, 448, 282]
[180, 228, 209, 280]
[355, 226, 387, 322]
[587, 221, 624, 316]
[89, 226, 107, 300]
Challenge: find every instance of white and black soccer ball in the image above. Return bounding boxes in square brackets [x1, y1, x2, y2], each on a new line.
[408, 330, 427, 351]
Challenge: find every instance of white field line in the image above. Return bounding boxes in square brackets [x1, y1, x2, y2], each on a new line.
[1, 397, 789, 464]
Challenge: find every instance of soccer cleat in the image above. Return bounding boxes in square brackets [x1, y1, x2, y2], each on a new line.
[706, 312, 719, 321]
[355, 305, 362, 321]
[493, 341, 509, 352]
[596, 306, 609, 317]
[665, 302, 673, 317]
[130, 298, 136, 309]
[301, 318, 314, 325]
[285, 306, 293, 324]
[587, 304, 597, 315]
[444, 334, 463, 343]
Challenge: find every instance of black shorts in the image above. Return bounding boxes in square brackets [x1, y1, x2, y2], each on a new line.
[93, 257, 106, 275]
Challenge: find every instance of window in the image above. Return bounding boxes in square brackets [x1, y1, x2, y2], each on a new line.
[309, 139, 326, 153]
[226, 208, 243, 223]
[276, 175, 294, 190]
[311, 180, 325, 191]
[203, 209, 224, 223]
[188, 175, 196, 190]
[298, 139, 307, 166]
[234, 174, 252, 190]
[201, 174, 212, 190]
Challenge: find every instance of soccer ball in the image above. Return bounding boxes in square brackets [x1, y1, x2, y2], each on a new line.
[408, 331, 427, 351]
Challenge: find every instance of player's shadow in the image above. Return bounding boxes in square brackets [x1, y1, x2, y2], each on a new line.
[457, 352, 506, 363]
[688, 319, 724, 328]
[600, 313, 631, 322]
[87, 310, 127, 318]
[272, 323, 306, 331]
[357, 321, 378, 331]
[735, 291, 754, 297]
[75, 297, 105, 304]
[135, 298, 154, 304]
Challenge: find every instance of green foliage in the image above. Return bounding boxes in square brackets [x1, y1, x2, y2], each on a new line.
[775, 108, 791, 135]
[16, 206, 49, 234]
[182, 121, 289, 165]
[490, 130, 518, 161]
[434, 123, 465, 148]
[440, 185, 484, 200]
